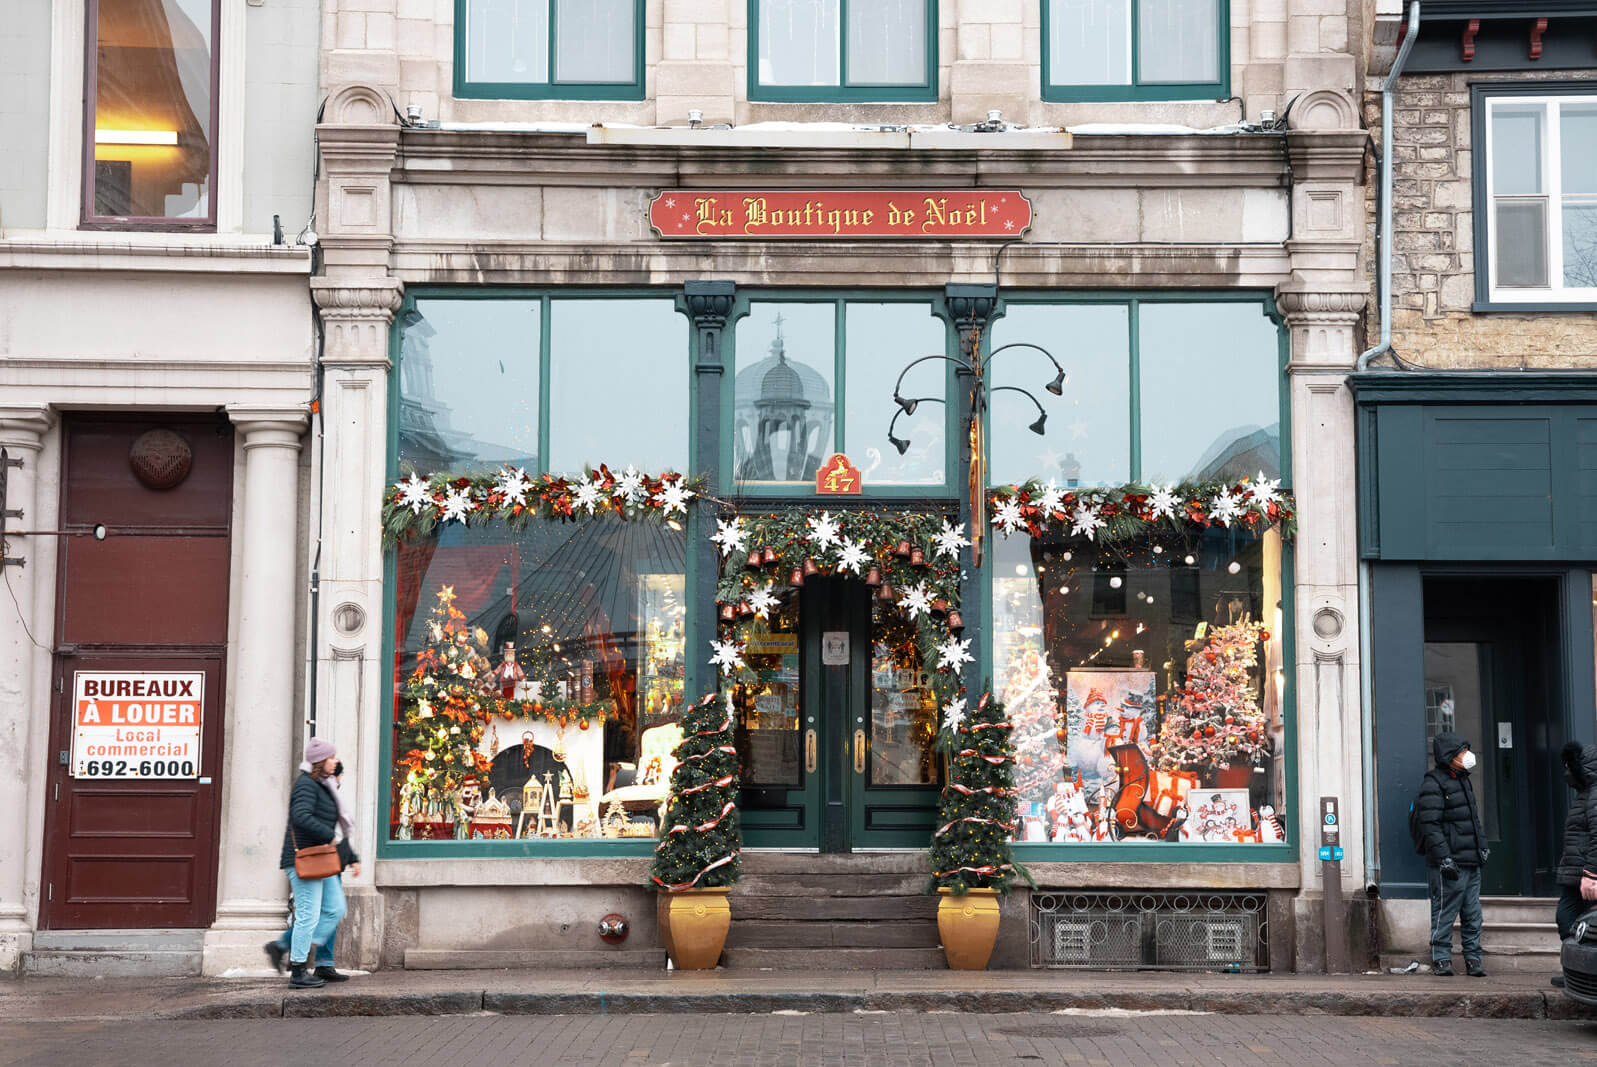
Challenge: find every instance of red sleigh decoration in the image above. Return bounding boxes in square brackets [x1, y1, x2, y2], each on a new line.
[1108, 743, 1197, 837]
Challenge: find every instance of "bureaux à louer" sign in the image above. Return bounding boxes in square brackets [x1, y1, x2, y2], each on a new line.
[648, 189, 1032, 239]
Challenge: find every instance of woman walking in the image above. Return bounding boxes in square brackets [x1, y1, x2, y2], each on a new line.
[279, 737, 357, 989]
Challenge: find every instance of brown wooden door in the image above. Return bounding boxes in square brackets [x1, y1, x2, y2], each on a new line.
[41, 652, 227, 929]
[40, 416, 233, 929]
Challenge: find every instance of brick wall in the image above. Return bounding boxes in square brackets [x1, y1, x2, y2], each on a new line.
[1366, 69, 1597, 370]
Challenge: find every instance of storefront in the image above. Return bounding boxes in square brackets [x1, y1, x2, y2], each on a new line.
[312, 84, 1372, 972]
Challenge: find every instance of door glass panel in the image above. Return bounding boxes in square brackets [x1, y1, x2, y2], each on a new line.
[867, 600, 939, 786]
[733, 607, 803, 788]
[1423, 641, 1494, 839]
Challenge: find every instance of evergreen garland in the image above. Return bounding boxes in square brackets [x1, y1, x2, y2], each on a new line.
[650, 693, 743, 890]
[931, 692, 1029, 895]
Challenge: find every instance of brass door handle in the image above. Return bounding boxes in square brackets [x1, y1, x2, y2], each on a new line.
[853, 729, 866, 774]
[805, 729, 817, 774]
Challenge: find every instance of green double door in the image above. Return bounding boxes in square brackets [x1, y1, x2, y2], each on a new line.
[735, 577, 942, 851]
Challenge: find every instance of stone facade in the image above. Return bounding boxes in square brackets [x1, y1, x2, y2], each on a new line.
[1365, 68, 1597, 369]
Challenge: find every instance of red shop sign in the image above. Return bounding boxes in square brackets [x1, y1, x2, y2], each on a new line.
[815, 454, 863, 495]
[648, 189, 1032, 239]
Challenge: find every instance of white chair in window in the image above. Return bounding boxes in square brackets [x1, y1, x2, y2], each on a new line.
[598, 722, 683, 820]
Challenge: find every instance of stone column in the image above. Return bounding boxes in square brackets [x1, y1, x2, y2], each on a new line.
[309, 279, 403, 971]
[202, 409, 307, 975]
[0, 406, 53, 974]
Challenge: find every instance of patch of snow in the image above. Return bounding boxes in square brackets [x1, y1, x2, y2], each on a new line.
[1066, 122, 1252, 135]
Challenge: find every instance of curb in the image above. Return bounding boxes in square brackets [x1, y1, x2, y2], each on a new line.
[164, 988, 1597, 1021]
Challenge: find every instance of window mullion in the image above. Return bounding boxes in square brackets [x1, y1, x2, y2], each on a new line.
[547, 0, 560, 86]
[538, 295, 552, 475]
[1130, 0, 1141, 88]
[838, 0, 850, 90]
[1128, 298, 1142, 481]
[834, 300, 848, 455]
[1548, 100, 1564, 291]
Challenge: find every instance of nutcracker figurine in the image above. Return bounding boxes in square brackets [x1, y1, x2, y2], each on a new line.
[495, 642, 526, 699]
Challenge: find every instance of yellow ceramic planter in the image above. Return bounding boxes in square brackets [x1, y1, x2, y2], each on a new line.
[659, 887, 731, 970]
[937, 887, 1001, 970]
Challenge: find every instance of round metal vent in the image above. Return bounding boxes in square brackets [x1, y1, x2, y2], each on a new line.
[128, 429, 193, 490]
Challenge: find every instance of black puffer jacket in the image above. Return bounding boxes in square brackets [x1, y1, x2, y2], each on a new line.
[1414, 731, 1487, 869]
[1557, 742, 1597, 886]
[280, 771, 341, 870]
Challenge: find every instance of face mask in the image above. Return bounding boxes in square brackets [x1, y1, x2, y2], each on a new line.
[1458, 750, 1477, 771]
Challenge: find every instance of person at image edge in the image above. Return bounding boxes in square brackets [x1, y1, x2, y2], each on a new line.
[1414, 731, 1488, 978]
[265, 760, 351, 979]
[277, 737, 358, 989]
[1552, 742, 1597, 988]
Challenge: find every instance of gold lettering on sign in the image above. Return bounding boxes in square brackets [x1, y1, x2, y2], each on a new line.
[743, 196, 769, 233]
[696, 197, 732, 234]
[887, 201, 915, 227]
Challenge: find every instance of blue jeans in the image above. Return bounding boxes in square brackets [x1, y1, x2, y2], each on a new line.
[276, 922, 336, 967]
[287, 868, 346, 966]
[1428, 864, 1483, 963]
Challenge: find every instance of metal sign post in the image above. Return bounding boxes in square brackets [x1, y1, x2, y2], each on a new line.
[1318, 795, 1349, 973]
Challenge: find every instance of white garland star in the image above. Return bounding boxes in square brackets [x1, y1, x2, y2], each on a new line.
[1209, 488, 1243, 527]
[1148, 484, 1180, 521]
[572, 477, 604, 515]
[743, 581, 781, 620]
[653, 477, 695, 516]
[1038, 480, 1067, 514]
[941, 697, 968, 733]
[709, 639, 746, 676]
[993, 498, 1025, 535]
[495, 466, 533, 506]
[710, 517, 746, 558]
[1247, 473, 1281, 508]
[936, 637, 975, 672]
[805, 510, 842, 550]
[395, 474, 432, 515]
[1070, 501, 1106, 541]
[613, 465, 646, 506]
[897, 582, 935, 620]
[932, 519, 971, 560]
[835, 536, 870, 575]
[440, 485, 478, 523]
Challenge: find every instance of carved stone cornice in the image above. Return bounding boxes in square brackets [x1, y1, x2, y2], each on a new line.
[680, 281, 736, 329]
[1274, 288, 1366, 325]
[311, 279, 405, 321]
[0, 405, 55, 451]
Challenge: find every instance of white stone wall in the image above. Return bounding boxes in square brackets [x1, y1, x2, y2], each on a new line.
[243, 0, 326, 234]
[0, 0, 53, 231]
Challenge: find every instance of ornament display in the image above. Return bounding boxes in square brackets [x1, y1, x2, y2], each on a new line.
[988, 475, 1296, 546]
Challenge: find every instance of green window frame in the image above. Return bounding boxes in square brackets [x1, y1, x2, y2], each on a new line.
[1041, 0, 1229, 104]
[381, 288, 697, 858]
[985, 291, 1297, 862]
[722, 290, 959, 499]
[453, 0, 646, 101]
[747, 0, 939, 104]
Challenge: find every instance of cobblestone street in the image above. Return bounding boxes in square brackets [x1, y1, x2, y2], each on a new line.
[3, 1012, 1595, 1067]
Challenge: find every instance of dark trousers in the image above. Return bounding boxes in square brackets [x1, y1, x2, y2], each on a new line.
[1427, 864, 1483, 963]
[1557, 885, 1587, 941]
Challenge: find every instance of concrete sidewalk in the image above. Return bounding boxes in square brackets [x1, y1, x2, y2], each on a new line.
[3, 966, 1594, 1023]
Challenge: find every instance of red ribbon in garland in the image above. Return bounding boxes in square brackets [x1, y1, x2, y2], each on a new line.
[947, 783, 1016, 797]
[934, 862, 1014, 879]
[934, 816, 1019, 837]
[664, 799, 737, 835]
[682, 773, 736, 795]
[957, 749, 1013, 765]
[650, 850, 740, 891]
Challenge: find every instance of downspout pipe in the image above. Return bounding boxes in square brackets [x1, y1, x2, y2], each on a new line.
[1357, 2, 1420, 892]
[1356, 1, 1420, 372]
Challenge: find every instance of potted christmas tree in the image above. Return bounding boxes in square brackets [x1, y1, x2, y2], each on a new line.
[649, 692, 742, 969]
[1151, 619, 1269, 788]
[930, 691, 1026, 969]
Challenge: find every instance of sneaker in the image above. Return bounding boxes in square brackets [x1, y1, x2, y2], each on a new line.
[313, 966, 350, 983]
[1551, 974, 1566, 988]
[288, 963, 325, 989]
[1466, 959, 1486, 978]
[263, 940, 285, 974]
[1432, 959, 1454, 976]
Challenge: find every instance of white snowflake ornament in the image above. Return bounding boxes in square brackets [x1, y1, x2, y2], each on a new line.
[711, 517, 746, 558]
[932, 519, 971, 560]
[709, 639, 746, 676]
[743, 581, 781, 620]
[441, 485, 478, 523]
[613, 466, 646, 506]
[1070, 501, 1105, 541]
[572, 477, 604, 515]
[993, 498, 1025, 535]
[941, 697, 968, 733]
[1148, 484, 1180, 521]
[805, 510, 842, 550]
[495, 466, 533, 506]
[1247, 473, 1281, 508]
[1209, 488, 1242, 527]
[936, 637, 975, 672]
[835, 536, 871, 575]
[897, 582, 935, 620]
[653, 477, 695, 516]
[1037, 480, 1067, 515]
[395, 474, 432, 515]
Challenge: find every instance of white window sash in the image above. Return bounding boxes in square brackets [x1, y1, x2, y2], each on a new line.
[1487, 95, 1597, 303]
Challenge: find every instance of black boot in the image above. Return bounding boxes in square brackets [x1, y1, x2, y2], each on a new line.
[263, 940, 285, 974]
[1432, 959, 1454, 976]
[289, 962, 325, 989]
[1466, 959, 1487, 978]
[314, 966, 350, 983]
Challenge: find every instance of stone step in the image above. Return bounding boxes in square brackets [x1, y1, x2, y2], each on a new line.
[31, 929, 205, 952]
[1480, 897, 1560, 925]
[405, 949, 666, 970]
[1379, 950, 1560, 974]
[723, 946, 947, 970]
[740, 852, 929, 876]
[726, 919, 939, 949]
[731, 894, 939, 921]
[732, 873, 928, 897]
[1479, 921, 1565, 952]
[24, 949, 201, 979]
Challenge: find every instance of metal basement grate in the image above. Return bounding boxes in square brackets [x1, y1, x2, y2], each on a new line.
[1030, 891, 1268, 971]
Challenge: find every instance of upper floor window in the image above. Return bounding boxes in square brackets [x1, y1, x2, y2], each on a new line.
[1478, 90, 1597, 306]
[84, 0, 219, 229]
[1042, 0, 1226, 103]
[750, 0, 936, 103]
[456, 0, 645, 100]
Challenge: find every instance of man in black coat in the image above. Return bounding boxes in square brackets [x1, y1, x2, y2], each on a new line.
[1414, 731, 1488, 977]
[1553, 742, 1597, 988]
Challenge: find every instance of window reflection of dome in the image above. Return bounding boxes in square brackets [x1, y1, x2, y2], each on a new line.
[758, 349, 810, 408]
[735, 333, 832, 408]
